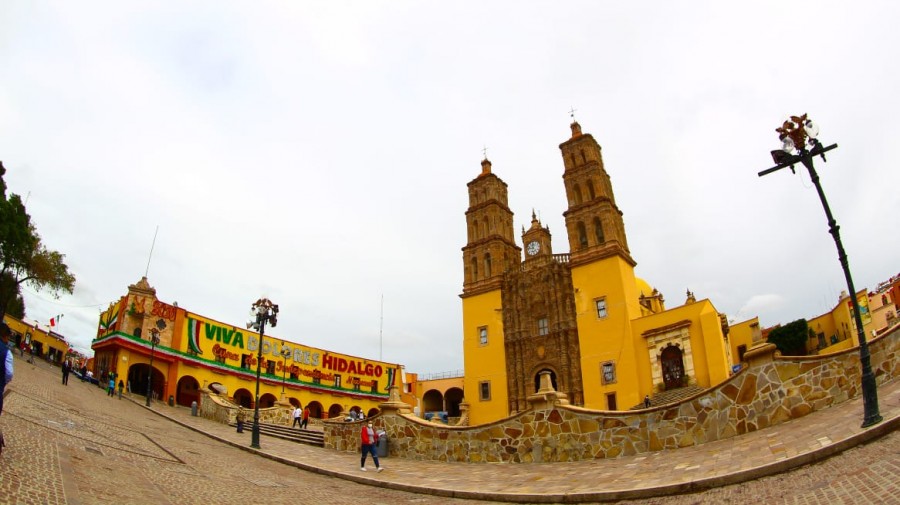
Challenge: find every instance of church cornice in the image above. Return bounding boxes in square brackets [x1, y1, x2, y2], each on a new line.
[568, 244, 636, 268]
[641, 319, 692, 338]
[465, 200, 513, 215]
[462, 235, 521, 252]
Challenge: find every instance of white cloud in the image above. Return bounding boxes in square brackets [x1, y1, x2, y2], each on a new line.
[1, 1, 898, 370]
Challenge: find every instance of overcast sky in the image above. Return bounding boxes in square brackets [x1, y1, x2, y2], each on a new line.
[1, 2, 898, 374]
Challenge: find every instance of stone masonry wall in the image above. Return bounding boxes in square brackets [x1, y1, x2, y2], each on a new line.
[325, 327, 899, 463]
[197, 389, 291, 426]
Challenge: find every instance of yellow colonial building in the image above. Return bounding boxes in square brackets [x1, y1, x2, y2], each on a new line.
[91, 277, 402, 420]
[461, 121, 738, 425]
[2, 315, 74, 365]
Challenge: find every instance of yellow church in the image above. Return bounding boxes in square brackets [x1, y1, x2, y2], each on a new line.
[461, 120, 736, 425]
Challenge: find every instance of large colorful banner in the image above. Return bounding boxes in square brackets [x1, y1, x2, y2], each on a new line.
[183, 313, 397, 392]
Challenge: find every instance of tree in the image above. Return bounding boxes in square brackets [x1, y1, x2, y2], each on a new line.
[766, 318, 809, 356]
[0, 161, 76, 314]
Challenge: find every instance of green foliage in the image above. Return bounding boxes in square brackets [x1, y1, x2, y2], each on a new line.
[767, 319, 809, 356]
[0, 161, 76, 314]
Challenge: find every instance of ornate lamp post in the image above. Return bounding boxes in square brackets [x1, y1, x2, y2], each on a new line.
[246, 298, 279, 449]
[280, 345, 292, 398]
[759, 114, 882, 428]
[145, 318, 166, 407]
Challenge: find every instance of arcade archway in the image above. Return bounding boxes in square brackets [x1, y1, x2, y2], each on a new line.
[175, 376, 200, 407]
[127, 364, 165, 401]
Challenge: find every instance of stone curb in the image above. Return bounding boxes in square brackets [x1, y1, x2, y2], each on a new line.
[137, 397, 899, 503]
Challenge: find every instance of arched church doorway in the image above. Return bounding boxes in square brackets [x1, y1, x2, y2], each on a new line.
[534, 368, 557, 393]
[175, 376, 200, 407]
[661, 345, 685, 390]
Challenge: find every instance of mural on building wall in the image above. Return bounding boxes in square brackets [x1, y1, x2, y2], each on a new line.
[182, 312, 393, 395]
[98, 300, 123, 337]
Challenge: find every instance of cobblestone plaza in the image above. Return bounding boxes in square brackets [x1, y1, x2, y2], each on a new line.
[1, 353, 898, 504]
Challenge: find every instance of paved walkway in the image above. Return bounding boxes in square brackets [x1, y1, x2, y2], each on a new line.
[2, 354, 899, 504]
[147, 373, 900, 503]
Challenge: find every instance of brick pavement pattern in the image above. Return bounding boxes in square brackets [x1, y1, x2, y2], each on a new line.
[1, 353, 899, 505]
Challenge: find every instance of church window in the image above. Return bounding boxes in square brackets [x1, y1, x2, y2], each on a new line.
[593, 217, 604, 244]
[537, 317, 549, 336]
[484, 253, 492, 277]
[479, 381, 491, 401]
[570, 154, 577, 168]
[577, 222, 588, 248]
[580, 149, 587, 163]
[481, 221, 488, 238]
[478, 326, 488, 345]
[587, 179, 596, 200]
[573, 184, 583, 205]
[601, 361, 616, 384]
[595, 298, 607, 318]
[472, 219, 479, 239]
[471, 258, 478, 281]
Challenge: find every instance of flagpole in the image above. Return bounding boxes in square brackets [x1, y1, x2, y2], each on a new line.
[144, 225, 159, 278]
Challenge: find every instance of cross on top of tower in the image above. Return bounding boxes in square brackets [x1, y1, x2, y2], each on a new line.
[482, 145, 489, 160]
[568, 106, 577, 121]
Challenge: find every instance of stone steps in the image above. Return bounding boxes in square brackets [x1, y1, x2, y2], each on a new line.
[229, 421, 325, 447]
[629, 385, 707, 410]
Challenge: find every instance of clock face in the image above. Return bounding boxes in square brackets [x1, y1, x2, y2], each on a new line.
[526, 241, 541, 256]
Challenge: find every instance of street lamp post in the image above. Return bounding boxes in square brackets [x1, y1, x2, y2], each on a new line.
[145, 330, 160, 406]
[280, 345, 292, 398]
[247, 298, 279, 449]
[759, 114, 882, 428]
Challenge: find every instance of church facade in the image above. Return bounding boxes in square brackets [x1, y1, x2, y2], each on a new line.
[461, 121, 735, 425]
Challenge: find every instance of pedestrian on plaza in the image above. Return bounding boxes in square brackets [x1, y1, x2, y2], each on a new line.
[291, 405, 302, 428]
[1, 322, 13, 415]
[80, 364, 87, 382]
[118, 379, 125, 399]
[359, 421, 383, 472]
[107, 377, 116, 397]
[236, 408, 246, 433]
[643, 395, 651, 408]
[61, 360, 71, 385]
[358, 411, 365, 421]
[1, 322, 13, 454]
[301, 406, 310, 429]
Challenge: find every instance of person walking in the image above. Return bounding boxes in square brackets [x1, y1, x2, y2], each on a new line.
[301, 406, 310, 430]
[1, 322, 14, 454]
[107, 377, 116, 397]
[236, 408, 246, 433]
[359, 421, 383, 472]
[117, 379, 125, 399]
[61, 360, 71, 385]
[291, 405, 302, 428]
[643, 395, 651, 408]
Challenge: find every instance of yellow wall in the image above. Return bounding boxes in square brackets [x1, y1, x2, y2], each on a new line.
[728, 317, 760, 365]
[572, 256, 642, 410]
[3, 315, 70, 363]
[92, 287, 402, 418]
[462, 289, 508, 424]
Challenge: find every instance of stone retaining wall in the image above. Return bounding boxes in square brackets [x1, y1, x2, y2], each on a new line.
[197, 389, 291, 425]
[325, 327, 899, 463]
